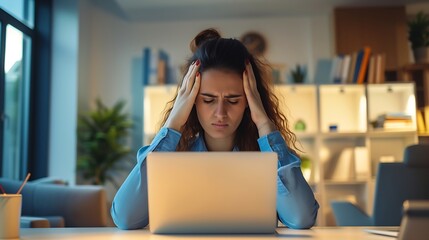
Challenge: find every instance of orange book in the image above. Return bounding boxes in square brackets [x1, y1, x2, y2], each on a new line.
[357, 47, 371, 84]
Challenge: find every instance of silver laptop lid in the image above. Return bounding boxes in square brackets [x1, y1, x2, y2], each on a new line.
[147, 152, 278, 234]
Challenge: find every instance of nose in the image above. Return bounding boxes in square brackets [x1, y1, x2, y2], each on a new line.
[214, 101, 227, 119]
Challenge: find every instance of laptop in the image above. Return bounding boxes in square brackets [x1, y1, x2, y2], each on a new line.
[146, 152, 278, 234]
[365, 200, 429, 239]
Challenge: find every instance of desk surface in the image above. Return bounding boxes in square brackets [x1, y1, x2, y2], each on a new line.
[20, 227, 396, 240]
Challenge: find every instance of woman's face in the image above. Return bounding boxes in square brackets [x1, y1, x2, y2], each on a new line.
[195, 69, 247, 142]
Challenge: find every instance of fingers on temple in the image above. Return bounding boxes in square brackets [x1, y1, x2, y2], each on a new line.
[243, 70, 250, 93]
[186, 60, 200, 92]
[190, 72, 201, 98]
[245, 62, 257, 92]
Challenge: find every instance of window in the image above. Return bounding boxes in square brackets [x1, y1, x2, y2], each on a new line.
[0, 0, 34, 28]
[2, 24, 31, 179]
[0, 2, 36, 180]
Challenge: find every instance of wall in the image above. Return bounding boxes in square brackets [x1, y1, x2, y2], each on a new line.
[49, 0, 79, 184]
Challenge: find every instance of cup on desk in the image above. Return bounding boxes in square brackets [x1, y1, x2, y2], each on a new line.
[0, 194, 22, 239]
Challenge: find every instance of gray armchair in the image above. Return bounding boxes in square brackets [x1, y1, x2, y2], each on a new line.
[0, 178, 108, 228]
[331, 144, 429, 226]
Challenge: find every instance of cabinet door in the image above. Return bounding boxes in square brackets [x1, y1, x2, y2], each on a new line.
[319, 85, 367, 133]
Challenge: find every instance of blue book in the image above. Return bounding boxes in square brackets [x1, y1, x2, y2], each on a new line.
[142, 47, 151, 85]
[352, 49, 364, 83]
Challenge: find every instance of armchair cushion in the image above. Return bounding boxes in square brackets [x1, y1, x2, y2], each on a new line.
[20, 216, 51, 228]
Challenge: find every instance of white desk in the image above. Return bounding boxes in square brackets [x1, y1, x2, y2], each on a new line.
[20, 227, 395, 240]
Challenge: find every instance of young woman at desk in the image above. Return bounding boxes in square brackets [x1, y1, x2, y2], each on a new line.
[111, 28, 319, 230]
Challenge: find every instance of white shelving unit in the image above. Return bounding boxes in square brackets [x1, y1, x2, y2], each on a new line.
[143, 82, 418, 226]
[274, 83, 417, 226]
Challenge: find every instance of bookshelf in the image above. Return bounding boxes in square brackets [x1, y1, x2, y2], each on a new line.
[271, 83, 417, 226]
[400, 63, 429, 143]
[400, 63, 429, 108]
[142, 82, 418, 226]
[334, 6, 409, 71]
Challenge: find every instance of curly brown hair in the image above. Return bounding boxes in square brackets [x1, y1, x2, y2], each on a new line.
[158, 28, 298, 154]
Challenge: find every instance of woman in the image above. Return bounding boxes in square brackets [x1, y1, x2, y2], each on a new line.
[111, 28, 319, 230]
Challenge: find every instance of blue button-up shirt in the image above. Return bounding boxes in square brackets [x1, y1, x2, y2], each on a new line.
[111, 127, 319, 229]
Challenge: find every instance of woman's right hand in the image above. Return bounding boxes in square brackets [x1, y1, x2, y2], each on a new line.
[164, 60, 201, 132]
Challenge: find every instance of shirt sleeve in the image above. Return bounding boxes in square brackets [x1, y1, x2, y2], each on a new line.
[110, 127, 181, 229]
[258, 131, 319, 229]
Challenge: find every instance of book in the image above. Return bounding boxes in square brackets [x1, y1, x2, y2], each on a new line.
[352, 49, 364, 83]
[347, 52, 357, 83]
[367, 55, 376, 84]
[142, 47, 159, 85]
[425, 106, 429, 133]
[158, 49, 169, 84]
[314, 59, 333, 84]
[331, 56, 343, 83]
[375, 113, 413, 129]
[416, 109, 426, 133]
[357, 47, 371, 84]
[142, 48, 151, 85]
[375, 54, 386, 84]
[340, 54, 351, 83]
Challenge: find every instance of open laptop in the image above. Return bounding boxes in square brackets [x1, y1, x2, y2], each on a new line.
[146, 152, 278, 234]
[365, 200, 429, 239]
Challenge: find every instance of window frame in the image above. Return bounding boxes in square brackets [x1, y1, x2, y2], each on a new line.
[0, 0, 51, 180]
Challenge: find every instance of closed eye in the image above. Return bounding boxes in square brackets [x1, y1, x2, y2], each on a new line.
[228, 100, 239, 104]
[203, 99, 214, 104]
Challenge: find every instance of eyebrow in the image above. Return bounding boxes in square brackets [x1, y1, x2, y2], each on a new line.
[200, 93, 243, 99]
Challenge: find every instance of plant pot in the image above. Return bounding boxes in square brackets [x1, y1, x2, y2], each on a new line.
[413, 47, 429, 63]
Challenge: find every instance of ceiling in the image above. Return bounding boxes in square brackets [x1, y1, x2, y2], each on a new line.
[92, 0, 429, 21]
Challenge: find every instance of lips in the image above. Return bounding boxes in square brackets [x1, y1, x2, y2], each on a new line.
[212, 123, 228, 128]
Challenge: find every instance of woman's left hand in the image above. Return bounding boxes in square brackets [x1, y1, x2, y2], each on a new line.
[243, 61, 276, 137]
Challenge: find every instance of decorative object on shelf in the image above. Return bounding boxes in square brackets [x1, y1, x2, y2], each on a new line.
[300, 155, 312, 182]
[329, 124, 338, 132]
[290, 64, 306, 84]
[77, 99, 133, 188]
[294, 119, 306, 131]
[408, 11, 429, 63]
[240, 31, 267, 57]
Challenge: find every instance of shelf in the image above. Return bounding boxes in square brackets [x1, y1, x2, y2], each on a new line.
[319, 132, 366, 139]
[324, 180, 368, 186]
[295, 132, 318, 139]
[368, 129, 417, 137]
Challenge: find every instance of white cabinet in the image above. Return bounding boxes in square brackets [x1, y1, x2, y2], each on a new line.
[143, 83, 418, 226]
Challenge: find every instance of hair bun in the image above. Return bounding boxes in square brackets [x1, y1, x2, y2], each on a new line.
[190, 28, 221, 53]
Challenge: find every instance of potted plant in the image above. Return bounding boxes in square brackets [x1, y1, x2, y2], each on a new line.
[77, 99, 133, 188]
[291, 64, 305, 84]
[408, 11, 429, 63]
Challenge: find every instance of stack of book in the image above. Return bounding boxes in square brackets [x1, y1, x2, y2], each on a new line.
[375, 113, 413, 129]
